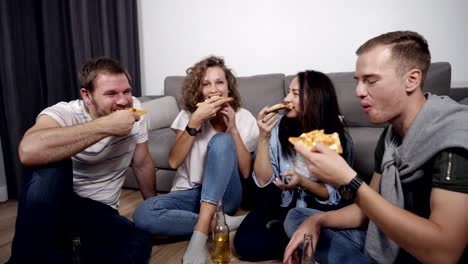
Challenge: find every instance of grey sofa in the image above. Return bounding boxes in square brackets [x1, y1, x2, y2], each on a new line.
[123, 62, 468, 193]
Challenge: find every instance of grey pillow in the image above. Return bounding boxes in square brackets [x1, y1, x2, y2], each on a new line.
[141, 96, 179, 131]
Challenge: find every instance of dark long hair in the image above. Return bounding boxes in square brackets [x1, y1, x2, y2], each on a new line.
[279, 70, 347, 156]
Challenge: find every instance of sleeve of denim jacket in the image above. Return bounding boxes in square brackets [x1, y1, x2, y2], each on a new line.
[252, 123, 281, 188]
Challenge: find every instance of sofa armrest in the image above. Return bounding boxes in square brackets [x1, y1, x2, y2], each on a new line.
[141, 96, 180, 130]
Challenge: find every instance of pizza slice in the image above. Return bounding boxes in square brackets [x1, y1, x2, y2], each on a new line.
[126, 107, 148, 115]
[266, 103, 294, 113]
[195, 96, 232, 107]
[288, 129, 343, 154]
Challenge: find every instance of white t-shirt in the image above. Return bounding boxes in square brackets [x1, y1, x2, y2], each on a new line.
[170, 108, 259, 191]
[39, 97, 148, 209]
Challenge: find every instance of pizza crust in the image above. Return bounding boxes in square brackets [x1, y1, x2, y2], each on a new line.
[266, 103, 294, 113]
[195, 96, 232, 107]
[126, 108, 148, 115]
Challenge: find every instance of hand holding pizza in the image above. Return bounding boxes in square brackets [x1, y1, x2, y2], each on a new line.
[294, 141, 356, 187]
[191, 96, 233, 127]
[257, 107, 280, 138]
[100, 109, 140, 137]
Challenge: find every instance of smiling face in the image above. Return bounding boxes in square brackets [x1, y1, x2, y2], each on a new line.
[284, 76, 301, 119]
[81, 73, 133, 119]
[201, 66, 229, 99]
[355, 45, 408, 125]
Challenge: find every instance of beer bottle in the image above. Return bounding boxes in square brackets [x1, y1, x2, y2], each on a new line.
[301, 233, 314, 264]
[212, 202, 230, 264]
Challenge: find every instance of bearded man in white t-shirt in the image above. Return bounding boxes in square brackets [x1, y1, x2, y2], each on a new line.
[9, 57, 155, 264]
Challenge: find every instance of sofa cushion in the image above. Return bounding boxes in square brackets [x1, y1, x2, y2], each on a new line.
[164, 74, 286, 117]
[142, 96, 179, 131]
[459, 97, 468, 105]
[423, 62, 451, 96]
[348, 126, 385, 182]
[148, 127, 176, 170]
[164, 77, 185, 107]
[237, 74, 285, 116]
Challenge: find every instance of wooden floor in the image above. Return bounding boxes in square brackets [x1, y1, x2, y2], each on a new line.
[0, 189, 281, 264]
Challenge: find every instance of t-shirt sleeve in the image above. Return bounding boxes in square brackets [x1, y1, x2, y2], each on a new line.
[171, 110, 191, 131]
[39, 102, 76, 127]
[432, 148, 468, 194]
[237, 109, 259, 153]
[374, 127, 388, 174]
[133, 98, 148, 144]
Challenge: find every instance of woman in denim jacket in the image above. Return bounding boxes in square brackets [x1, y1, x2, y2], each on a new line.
[234, 70, 354, 261]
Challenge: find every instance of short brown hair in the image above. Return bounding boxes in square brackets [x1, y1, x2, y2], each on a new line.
[181, 56, 241, 113]
[79, 57, 131, 92]
[356, 31, 431, 86]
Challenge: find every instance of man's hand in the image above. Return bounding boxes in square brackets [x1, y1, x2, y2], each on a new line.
[257, 107, 280, 138]
[295, 142, 356, 187]
[283, 213, 323, 264]
[98, 109, 140, 137]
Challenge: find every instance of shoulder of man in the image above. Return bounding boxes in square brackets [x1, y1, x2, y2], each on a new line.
[431, 147, 468, 194]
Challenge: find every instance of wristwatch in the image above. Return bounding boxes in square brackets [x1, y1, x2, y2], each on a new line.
[185, 125, 201, 136]
[338, 174, 363, 201]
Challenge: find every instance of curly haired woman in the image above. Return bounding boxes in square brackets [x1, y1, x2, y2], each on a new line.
[133, 56, 259, 264]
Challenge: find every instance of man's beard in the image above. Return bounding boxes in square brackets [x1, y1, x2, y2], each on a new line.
[89, 97, 110, 118]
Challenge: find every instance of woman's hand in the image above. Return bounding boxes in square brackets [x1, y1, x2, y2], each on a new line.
[283, 213, 323, 264]
[257, 107, 280, 138]
[274, 170, 304, 191]
[219, 103, 237, 133]
[190, 97, 233, 129]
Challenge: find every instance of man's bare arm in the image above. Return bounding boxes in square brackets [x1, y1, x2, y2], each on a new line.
[132, 142, 156, 199]
[19, 110, 138, 166]
[356, 181, 468, 263]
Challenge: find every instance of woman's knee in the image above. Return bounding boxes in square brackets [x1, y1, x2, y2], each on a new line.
[132, 198, 167, 233]
[283, 208, 322, 237]
[207, 133, 235, 154]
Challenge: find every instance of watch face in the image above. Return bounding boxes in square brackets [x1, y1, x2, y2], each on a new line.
[186, 126, 199, 136]
[338, 186, 354, 201]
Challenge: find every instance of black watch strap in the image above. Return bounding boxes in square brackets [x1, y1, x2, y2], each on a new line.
[185, 125, 201, 136]
[338, 174, 363, 201]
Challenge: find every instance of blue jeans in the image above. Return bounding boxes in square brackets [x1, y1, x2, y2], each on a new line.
[133, 133, 242, 236]
[284, 207, 376, 264]
[10, 159, 152, 264]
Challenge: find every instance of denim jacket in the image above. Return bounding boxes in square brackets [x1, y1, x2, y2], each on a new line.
[252, 116, 354, 208]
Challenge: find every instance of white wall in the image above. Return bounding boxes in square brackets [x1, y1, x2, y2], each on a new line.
[138, 0, 468, 95]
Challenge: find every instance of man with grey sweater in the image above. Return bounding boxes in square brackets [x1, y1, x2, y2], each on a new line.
[283, 31, 468, 264]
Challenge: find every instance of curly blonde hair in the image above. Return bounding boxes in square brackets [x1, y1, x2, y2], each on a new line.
[181, 56, 241, 113]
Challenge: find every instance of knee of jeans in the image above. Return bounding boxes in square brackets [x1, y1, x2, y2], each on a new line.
[24, 168, 72, 208]
[283, 207, 319, 237]
[207, 133, 234, 154]
[132, 199, 167, 233]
